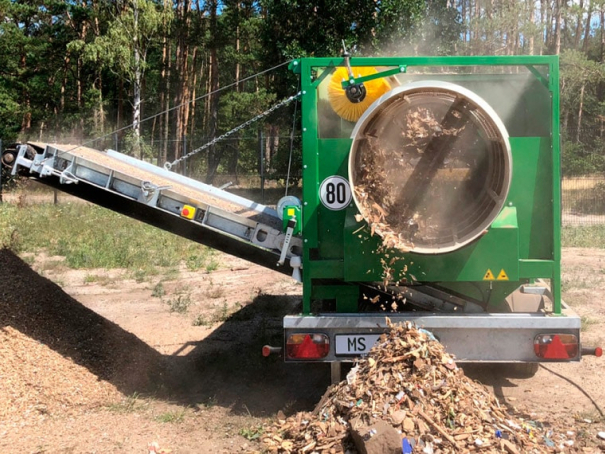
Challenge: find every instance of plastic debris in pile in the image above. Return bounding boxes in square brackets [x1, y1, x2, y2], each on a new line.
[262, 320, 557, 454]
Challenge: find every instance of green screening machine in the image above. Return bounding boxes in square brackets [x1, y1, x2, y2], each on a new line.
[280, 54, 601, 375]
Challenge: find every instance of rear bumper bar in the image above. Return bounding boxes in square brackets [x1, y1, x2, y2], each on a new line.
[283, 312, 581, 362]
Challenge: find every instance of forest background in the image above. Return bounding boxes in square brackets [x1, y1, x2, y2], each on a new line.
[0, 0, 602, 184]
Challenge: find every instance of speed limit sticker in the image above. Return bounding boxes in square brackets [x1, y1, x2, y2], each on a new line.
[319, 176, 352, 210]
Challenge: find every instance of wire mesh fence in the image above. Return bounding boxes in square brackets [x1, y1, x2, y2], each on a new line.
[2, 139, 605, 225]
[562, 175, 605, 226]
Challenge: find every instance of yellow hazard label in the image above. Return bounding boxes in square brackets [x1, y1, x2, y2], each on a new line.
[483, 269, 495, 280]
[497, 269, 509, 280]
[287, 208, 295, 216]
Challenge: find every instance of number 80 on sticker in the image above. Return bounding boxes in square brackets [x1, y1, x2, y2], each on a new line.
[319, 176, 352, 210]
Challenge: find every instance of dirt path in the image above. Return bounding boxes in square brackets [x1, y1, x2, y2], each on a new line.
[1, 248, 604, 453]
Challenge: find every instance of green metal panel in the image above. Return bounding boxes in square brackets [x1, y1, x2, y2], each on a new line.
[508, 137, 554, 260]
[343, 206, 519, 283]
[296, 55, 561, 315]
[316, 139, 351, 258]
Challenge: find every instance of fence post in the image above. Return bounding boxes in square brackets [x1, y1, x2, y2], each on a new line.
[259, 130, 265, 204]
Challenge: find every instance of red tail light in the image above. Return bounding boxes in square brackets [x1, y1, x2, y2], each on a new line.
[286, 333, 330, 359]
[534, 334, 578, 359]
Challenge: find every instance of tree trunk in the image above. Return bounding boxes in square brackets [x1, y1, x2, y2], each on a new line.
[207, 45, 220, 183]
[118, 78, 124, 145]
[158, 0, 170, 164]
[77, 56, 84, 139]
[461, 0, 467, 46]
[132, 0, 142, 158]
[601, 6, 605, 62]
[574, 0, 584, 49]
[60, 54, 70, 116]
[576, 82, 585, 143]
[528, 0, 535, 55]
[206, 0, 220, 183]
[543, 0, 550, 51]
[582, 0, 593, 52]
[189, 47, 199, 146]
[163, 42, 172, 163]
[554, 0, 561, 54]
[19, 51, 31, 136]
[174, 0, 192, 169]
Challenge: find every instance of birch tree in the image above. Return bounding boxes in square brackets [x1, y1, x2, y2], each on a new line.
[88, 0, 171, 157]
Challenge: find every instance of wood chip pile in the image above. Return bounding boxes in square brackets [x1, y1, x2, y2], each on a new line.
[0, 248, 166, 421]
[0, 325, 121, 420]
[262, 321, 559, 454]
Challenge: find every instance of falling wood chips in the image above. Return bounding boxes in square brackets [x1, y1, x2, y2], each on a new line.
[353, 106, 466, 252]
[262, 321, 560, 454]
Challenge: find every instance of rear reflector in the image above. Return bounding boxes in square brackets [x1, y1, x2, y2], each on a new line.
[534, 334, 578, 359]
[286, 333, 330, 360]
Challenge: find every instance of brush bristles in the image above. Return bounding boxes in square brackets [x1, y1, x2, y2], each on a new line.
[327, 67, 392, 122]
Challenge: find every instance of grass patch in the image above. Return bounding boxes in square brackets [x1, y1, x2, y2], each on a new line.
[239, 425, 264, 441]
[574, 410, 605, 424]
[562, 225, 605, 248]
[191, 314, 208, 326]
[191, 302, 233, 327]
[0, 203, 213, 271]
[151, 281, 166, 298]
[581, 315, 598, 331]
[84, 274, 113, 285]
[129, 266, 159, 283]
[166, 293, 193, 314]
[205, 258, 220, 272]
[155, 409, 186, 424]
[562, 274, 602, 293]
[107, 392, 143, 413]
[163, 267, 181, 280]
[214, 302, 229, 322]
[38, 259, 67, 272]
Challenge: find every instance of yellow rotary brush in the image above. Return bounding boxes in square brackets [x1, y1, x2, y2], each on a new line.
[327, 67, 391, 122]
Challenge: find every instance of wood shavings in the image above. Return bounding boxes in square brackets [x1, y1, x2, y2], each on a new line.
[0, 248, 167, 424]
[263, 321, 556, 454]
[352, 106, 467, 253]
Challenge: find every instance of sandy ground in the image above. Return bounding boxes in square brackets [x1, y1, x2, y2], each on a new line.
[1, 248, 604, 453]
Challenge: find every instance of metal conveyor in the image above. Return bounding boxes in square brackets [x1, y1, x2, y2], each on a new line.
[4, 142, 302, 276]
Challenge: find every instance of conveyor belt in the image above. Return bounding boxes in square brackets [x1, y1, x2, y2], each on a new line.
[7, 142, 302, 276]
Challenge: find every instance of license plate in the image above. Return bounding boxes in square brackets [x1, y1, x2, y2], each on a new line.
[335, 334, 381, 355]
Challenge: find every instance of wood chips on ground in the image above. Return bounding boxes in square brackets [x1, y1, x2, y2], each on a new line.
[0, 248, 167, 423]
[263, 320, 565, 454]
[0, 325, 121, 421]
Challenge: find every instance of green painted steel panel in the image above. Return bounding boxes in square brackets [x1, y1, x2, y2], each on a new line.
[508, 137, 554, 261]
[343, 207, 519, 283]
[296, 55, 561, 315]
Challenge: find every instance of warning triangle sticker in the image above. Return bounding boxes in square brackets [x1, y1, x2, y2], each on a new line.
[483, 269, 495, 280]
[497, 269, 509, 280]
